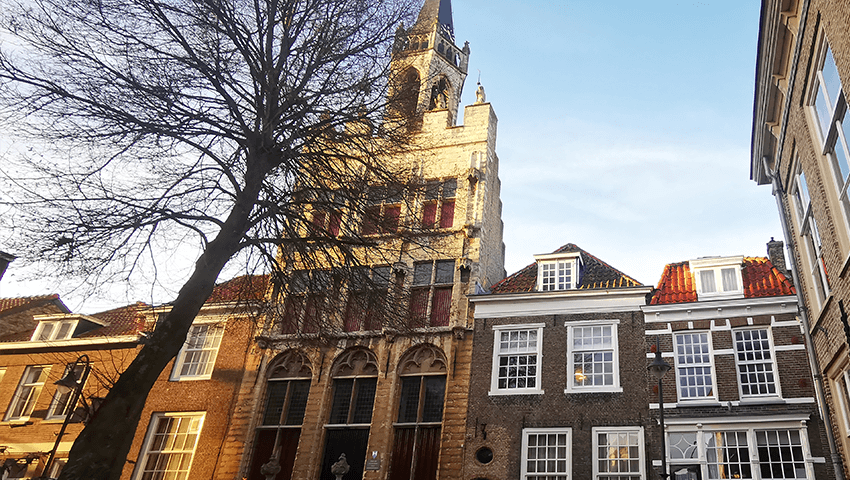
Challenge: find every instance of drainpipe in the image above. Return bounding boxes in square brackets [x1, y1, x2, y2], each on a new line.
[764, 157, 846, 480]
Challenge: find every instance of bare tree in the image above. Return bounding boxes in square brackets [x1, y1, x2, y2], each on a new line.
[0, 0, 429, 478]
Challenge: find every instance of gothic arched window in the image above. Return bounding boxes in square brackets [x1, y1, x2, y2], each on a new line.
[388, 345, 447, 480]
[320, 348, 379, 480]
[248, 350, 312, 480]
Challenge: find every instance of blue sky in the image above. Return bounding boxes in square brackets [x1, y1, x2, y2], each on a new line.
[452, 0, 780, 284]
[0, 1, 781, 310]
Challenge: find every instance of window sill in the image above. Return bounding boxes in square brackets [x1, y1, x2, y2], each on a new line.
[1, 419, 33, 426]
[675, 400, 721, 407]
[738, 396, 785, 405]
[563, 387, 623, 395]
[489, 389, 544, 396]
[169, 375, 213, 382]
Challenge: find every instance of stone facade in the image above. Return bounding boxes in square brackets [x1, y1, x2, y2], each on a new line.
[752, 0, 850, 477]
[214, 2, 506, 480]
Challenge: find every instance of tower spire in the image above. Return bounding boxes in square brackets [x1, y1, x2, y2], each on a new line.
[413, 0, 454, 40]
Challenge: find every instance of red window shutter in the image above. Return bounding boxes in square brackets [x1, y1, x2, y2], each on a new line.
[281, 296, 303, 334]
[303, 295, 322, 333]
[344, 293, 366, 332]
[439, 201, 454, 229]
[409, 288, 429, 326]
[430, 287, 452, 327]
[384, 206, 401, 232]
[363, 206, 380, 235]
[311, 211, 326, 234]
[328, 211, 342, 237]
[422, 202, 437, 228]
[364, 291, 386, 331]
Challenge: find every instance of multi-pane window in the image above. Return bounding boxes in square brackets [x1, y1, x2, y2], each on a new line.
[409, 260, 454, 327]
[281, 270, 331, 334]
[567, 322, 619, 392]
[46, 364, 87, 420]
[134, 413, 204, 480]
[810, 39, 850, 231]
[171, 324, 224, 380]
[248, 352, 312, 480]
[706, 431, 751, 480]
[791, 163, 830, 308]
[310, 191, 346, 237]
[668, 428, 810, 479]
[734, 329, 778, 398]
[344, 266, 391, 332]
[421, 178, 456, 229]
[521, 428, 571, 480]
[328, 377, 378, 425]
[31, 320, 77, 341]
[490, 324, 543, 395]
[538, 259, 577, 291]
[697, 267, 741, 296]
[674, 332, 715, 401]
[5, 365, 50, 421]
[593, 427, 644, 480]
[363, 185, 402, 235]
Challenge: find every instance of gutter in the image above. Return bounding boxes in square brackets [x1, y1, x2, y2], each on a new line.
[0, 335, 140, 351]
[764, 156, 846, 480]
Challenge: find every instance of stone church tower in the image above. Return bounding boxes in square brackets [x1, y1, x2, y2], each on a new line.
[212, 1, 505, 480]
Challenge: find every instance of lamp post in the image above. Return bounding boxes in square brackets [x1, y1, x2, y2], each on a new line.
[648, 338, 672, 480]
[41, 354, 91, 480]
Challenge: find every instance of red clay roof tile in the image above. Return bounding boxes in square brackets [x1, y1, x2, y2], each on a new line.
[650, 257, 795, 305]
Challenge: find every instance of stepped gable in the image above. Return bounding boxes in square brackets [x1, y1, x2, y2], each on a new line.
[650, 257, 795, 305]
[489, 243, 643, 294]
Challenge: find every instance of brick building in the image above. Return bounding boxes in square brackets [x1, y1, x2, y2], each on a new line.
[0, 275, 267, 480]
[464, 243, 652, 480]
[751, 0, 850, 476]
[210, 1, 506, 480]
[643, 254, 833, 479]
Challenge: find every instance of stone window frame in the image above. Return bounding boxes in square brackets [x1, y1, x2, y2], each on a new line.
[419, 178, 457, 230]
[521, 427, 572, 480]
[732, 327, 782, 401]
[564, 319, 622, 394]
[673, 331, 718, 403]
[132, 412, 205, 480]
[488, 323, 545, 396]
[591, 426, 645, 480]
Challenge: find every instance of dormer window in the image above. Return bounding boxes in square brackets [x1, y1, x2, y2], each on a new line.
[535, 253, 582, 291]
[690, 256, 744, 300]
[32, 320, 77, 341]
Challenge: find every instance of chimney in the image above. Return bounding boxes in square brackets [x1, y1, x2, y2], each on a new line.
[0, 251, 14, 283]
[766, 238, 787, 273]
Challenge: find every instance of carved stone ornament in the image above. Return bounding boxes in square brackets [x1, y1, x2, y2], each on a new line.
[331, 453, 350, 480]
[332, 348, 379, 377]
[475, 83, 486, 104]
[268, 350, 312, 379]
[399, 344, 447, 375]
[260, 457, 282, 480]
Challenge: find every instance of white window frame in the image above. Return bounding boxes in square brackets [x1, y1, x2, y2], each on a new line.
[521, 427, 572, 480]
[565, 319, 621, 394]
[666, 420, 815, 480]
[170, 322, 225, 381]
[733, 328, 781, 400]
[4, 365, 51, 421]
[831, 366, 850, 438]
[790, 159, 831, 310]
[489, 323, 544, 396]
[535, 253, 581, 292]
[31, 320, 78, 341]
[45, 363, 88, 420]
[690, 257, 744, 300]
[133, 412, 205, 480]
[592, 426, 645, 480]
[674, 332, 717, 402]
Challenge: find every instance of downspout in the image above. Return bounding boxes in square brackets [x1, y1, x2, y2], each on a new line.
[764, 156, 846, 480]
